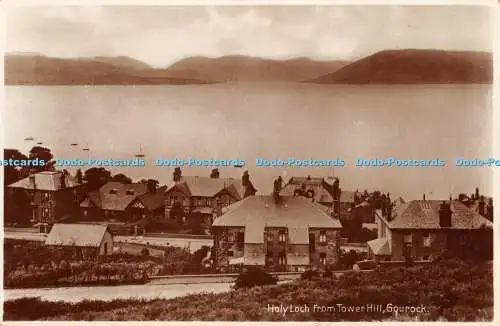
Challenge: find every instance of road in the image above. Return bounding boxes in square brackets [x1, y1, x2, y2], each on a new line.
[4, 230, 214, 253]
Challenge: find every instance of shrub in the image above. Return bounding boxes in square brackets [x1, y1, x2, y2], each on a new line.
[233, 267, 278, 289]
[141, 248, 150, 257]
[301, 270, 320, 280]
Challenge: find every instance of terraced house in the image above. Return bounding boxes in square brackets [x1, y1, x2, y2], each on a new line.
[212, 193, 342, 272]
[367, 199, 494, 262]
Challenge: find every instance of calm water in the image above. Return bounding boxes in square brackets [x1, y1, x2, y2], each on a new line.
[5, 83, 493, 199]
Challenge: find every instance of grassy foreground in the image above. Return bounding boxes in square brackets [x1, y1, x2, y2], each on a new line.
[4, 259, 492, 321]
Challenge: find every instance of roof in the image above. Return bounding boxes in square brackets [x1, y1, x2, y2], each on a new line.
[340, 190, 355, 203]
[8, 171, 81, 191]
[367, 238, 391, 256]
[386, 200, 493, 230]
[82, 182, 149, 211]
[138, 186, 167, 211]
[213, 195, 341, 244]
[166, 176, 242, 199]
[45, 223, 111, 247]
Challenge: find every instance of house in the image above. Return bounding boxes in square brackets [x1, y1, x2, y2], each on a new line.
[80, 182, 167, 234]
[7, 171, 83, 232]
[44, 223, 114, 259]
[458, 189, 493, 222]
[367, 199, 493, 262]
[164, 172, 256, 226]
[211, 192, 342, 272]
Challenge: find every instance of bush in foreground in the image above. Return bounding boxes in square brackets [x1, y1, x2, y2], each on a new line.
[233, 267, 278, 289]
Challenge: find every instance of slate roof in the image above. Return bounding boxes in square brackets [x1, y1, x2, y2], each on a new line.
[340, 190, 355, 203]
[387, 200, 493, 230]
[45, 223, 110, 247]
[166, 176, 244, 199]
[138, 186, 168, 211]
[9, 171, 81, 191]
[213, 195, 341, 244]
[367, 237, 391, 256]
[81, 182, 149, 211]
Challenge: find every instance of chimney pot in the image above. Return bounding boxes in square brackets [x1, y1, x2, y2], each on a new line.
[439, 201, 452, 228]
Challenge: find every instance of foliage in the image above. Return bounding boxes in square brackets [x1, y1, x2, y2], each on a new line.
[3, 259, 493, 321]
[233, 267, 278, 290]
[210, 168, 220, 178]
[145, 220, 181, 233]
[111, 173, 132, 184]
[301, 270, 320, 280]
[83, 167, 112, 191]
[141, 248, 150, 257]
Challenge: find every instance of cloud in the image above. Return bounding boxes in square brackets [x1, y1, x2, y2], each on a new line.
[6, 5, 493, 66]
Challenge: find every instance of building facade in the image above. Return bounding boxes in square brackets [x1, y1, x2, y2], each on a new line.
[8, 171, 83, 231]
[212, 195, 342, 272]
[164, 175, 256, 226]
[367, 199, 493, 262]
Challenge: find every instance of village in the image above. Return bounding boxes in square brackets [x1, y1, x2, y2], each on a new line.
[3, 145, 494, 293]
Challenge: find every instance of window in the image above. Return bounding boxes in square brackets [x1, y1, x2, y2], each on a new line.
[236, 232, 244, 250]
[422, 255, 430, 261]
[228, 233, 235, 242]
[227, 250, 234, 257]
[279, 230, 287, 243]
[266, 232, 274, 242]
[41, 192, 50, 203]
[278, 252, 286, 265]
[422, 232, 431, 247]
[42, 208, 50, 220]
[403, 233, 412, 244]
[319, 231, 327, 244]
[309, 233, 316, 253]
[320, 252, 327, 265]
[83, 209, 88, 217]
[266, 251, 274, 265]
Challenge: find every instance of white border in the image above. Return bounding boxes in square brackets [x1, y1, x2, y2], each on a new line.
[1, 0, 498, 325]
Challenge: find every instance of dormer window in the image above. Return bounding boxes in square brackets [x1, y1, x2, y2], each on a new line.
[109, 189, 118, 194]
[125, 190, 135, 195]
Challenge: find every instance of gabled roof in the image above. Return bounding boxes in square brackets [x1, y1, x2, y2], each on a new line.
[8, 171, 81, 191]
[45, 223, 110, 247]
[213, 195, 341, 244]
[138, 185, 167, 211]
[81, 182, 149, 211]
[386, 200, 493, 230]
[166, 176, 243, 199]
[340, 190, 355, 203]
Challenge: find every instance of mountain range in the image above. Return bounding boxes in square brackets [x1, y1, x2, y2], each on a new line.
[5, 49, 492, 85]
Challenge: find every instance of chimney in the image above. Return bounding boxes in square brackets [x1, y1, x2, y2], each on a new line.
[423, 193, 426, 201]
[242, 171, 250, 186]
[173, 167, 182, 182]
[487, 198, 493, 221]
[147, 179, 157, 192]
[387, 204, 393, 221]
[478, 196, 486, 217]
[273, 176, 283, 203]
[438, 201, 452, 228]
[475, 187, 480, 200]
[60, 173, 66, 190]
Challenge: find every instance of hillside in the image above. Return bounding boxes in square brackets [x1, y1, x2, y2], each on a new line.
[4, 54, 218, 85]
[307, 49, 492, 84]
[165, 55, 350, 82]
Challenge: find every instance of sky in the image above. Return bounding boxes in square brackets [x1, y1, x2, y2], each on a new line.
[5, 5, 494, 67]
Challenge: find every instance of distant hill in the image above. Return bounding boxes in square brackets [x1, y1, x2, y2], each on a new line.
[306, 49, 493, 84]
[165, 55, 350, 82]
[5, 54, 218, 85]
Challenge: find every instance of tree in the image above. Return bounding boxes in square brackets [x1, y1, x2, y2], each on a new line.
[4, 149, 28, 186]
[84, 167, 111, 191]
[111, 173, 132, 184]
[28, 146, 54, 172]
[210, 168, 220, 178]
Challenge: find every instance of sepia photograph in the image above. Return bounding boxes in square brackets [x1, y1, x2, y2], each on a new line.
[1, 1, 496, 322]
